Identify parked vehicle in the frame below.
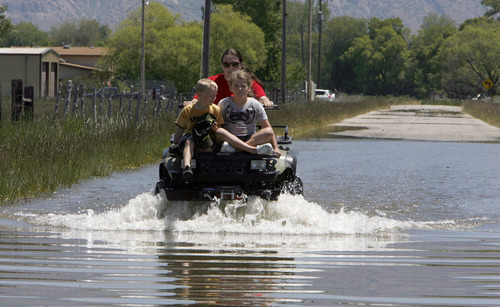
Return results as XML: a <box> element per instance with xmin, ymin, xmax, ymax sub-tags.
<box><xmin>315</xmin><ymin>89</ymin><xmax>335</xmax><ymax>101</ymax></box>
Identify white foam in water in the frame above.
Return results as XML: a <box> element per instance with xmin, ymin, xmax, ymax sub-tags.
<box><xmin>20</xmin><ymin>192</ymin><xmax>425</xmax><ymax>235</ymax></box>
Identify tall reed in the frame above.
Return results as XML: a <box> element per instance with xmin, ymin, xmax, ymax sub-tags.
<box><xmin>0</xmin><ymin>113</ymin><xmax>175</xmax><ymax>204</ymax></box>
<box><xmin>463</xmin><ymin>100</ymin><xmax>500</xmax><ymax>127</ymax></box>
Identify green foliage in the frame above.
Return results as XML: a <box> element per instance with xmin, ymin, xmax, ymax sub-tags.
<box><xmin>211</xmin><ymin>0</ymin><xmax>282</xmax><ymax>80</ymax></box>
<box><xmin>407</xmin><ymin>14</ymin><xmax>457</xmax><ymax>98</ymax></box>
<box><xmin>49</xmin><ymin>18</ymin><xmax>110</xmax><ymax>46</ymax></box>
<box><xmin>438</xmin><ymin>20</ymin><xmax>500</xmax><ymax>97</ymax></box>
<box><xmin>323</xmin><ymin>16</ymin><xmax>368</xmax><ymax>91</ymax></box>
<box><xmin>104</xmin><ymin>3</ymin><xmax>266</xmax><ymax>93</ymax></box>
<box><xmin>0</xmin><ymin>22</ymin><xmax>50</xmax><ymax>47</ymax></box>
<box><xmin>209</xmin><ymin>5</ymin><xmax>266</xmax><ymax>76</ymax></box>
<box><xmin>153</xmin><ymin>23</ymin><xmax>203</xmax><ymax>91</ymax></box>
<box><xmin>342</xmin><ymin>17</ymin><xmax>410</xmax><ymax>95</ymax></box>
<box><xmin>0</xmin><ymin>4</ymin><xmax>12</xmax><ymax>38</ymax></box>
<box><xmin>482</xmin><ymin>0</ymin><xmax>500</xmax><ymax>19</ymax></box>
<box><xmin>103</xmin><ymin>2</ymin><xmax>190</xmax><ymax>87</ymax></box>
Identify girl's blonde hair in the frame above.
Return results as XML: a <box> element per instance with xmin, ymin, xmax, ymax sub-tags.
<box><xmin>228</xmin><ymin>70</ymin><xmax>251</xmax><ymax>86</ymax></box>
<box><xmin>229</xmin><ymin>70</ymin><xmax>255</xmax><ymax>98</ymax></box>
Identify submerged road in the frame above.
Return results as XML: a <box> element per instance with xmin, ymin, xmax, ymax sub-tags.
<box><xmin>330</xmin><ymin>104</ymin><xmax>500</xmax><ymax>142</ymax></box>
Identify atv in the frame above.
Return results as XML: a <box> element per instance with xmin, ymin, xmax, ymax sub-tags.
<box><xmin>154</xmin><ymin>125</ymin><xmax>303</xmax><ymax>201</ymax></box>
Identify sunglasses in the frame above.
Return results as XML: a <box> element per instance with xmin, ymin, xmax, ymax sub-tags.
<box><xmin>222</xmin><ymin>62</ymin><xmax>240</xmax><ymax>68</ymax></box>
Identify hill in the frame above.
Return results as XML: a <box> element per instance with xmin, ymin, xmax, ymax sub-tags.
<box><xmin>2</xmin><ymin>0</ymin><xmax>487</xmax><ymax>33</ymax></box>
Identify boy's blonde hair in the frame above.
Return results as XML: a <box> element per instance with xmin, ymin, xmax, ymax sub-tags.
<box><xmin>196</xmin><ymin>78</ymin><xmax>218</xmax><ymax>94</ymax></box>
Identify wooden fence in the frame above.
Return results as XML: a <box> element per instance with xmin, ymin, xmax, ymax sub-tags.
<box><xmin>53</xmin><ymin>81</ymin><xmax>191</xmax><ymax>121</ymax></box>
<box><xmin>0</xmin><ymin>79</ymin><xmax>306</xmax><ymax>125</ymax></box>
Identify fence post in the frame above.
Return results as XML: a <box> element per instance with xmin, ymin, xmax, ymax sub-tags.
<box><xmin>152</xmin><ymin>88</ymin><xmax>157</xmax><ymax>118</ymax></box>
<box><xmin>119</xmin><ymin>96</ymin><xmax>123</xmax><ymax>115</ymax></box>
<box><xmin>53</xmin><ymin>82</ymin><xmax>62</xmax><ymax>120</ymax></box>
<box><xmin>23</xmin><ymin>86</ymin><xmax>34</xmax><ymax>121</ymax></box>
<box><xmin>11</xmin><ymin>79</ymin><xmax>23</xmax><ymax>123</ymax></box>
<box><xmin>107</xmin><ymin>95</ymin><xmax>112</xmax><ymax>118</ymax></box>
<box><xmin>92</xmin><ymin>86</ymin><xmax>97</xmax><ymax>121</ymax></box>
<box><xmin>142</xmin><ymin>90</ymin><xmax>148</xmax><ymax>120</ymax></box>
<box><xmin>135</xmin><ymin>91</ymin><xmax>141</xmax><ymax>122</ymax></box>
<box><xmin>80</xmin><ymin>85</ymin><xmax>85</xmax><ymax>115</ymax></box>
<box><xmin>99</xmin><ymin>92</ymin><xmax>104</xmax><ymax>116</ymax></box>
<box><xmin>72</xmin><ymin>84</ymin><xmax>79</xmax><ymax>114</ymax></box>
<box><xmin>157</xmin><ymin>85</ymin><xmax>164</xmax><ymax>117</ymax></box>
<box><xmin>128</xmin><ymin>85</ymin><xmax>133</xmax><ymax>120</ymax></box>
<box><xmin>63</xmin><ymin>80</ymin><xmax>72</xmax><ymax>117</ymax></box>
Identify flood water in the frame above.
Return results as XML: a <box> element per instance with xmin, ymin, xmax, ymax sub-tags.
<box><xmin>1</xmin><ymin>139</ymin><xmax>500</xmax><ymax>306</ymax></box>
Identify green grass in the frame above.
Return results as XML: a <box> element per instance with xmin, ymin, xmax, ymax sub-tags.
<box><xmin>0</xmin><ymin>94</ymin><xmax>497</xmax><ymax>205</ymax></box>
<box><xmin>463</xmin><ymin>99</ymin><xmax>500</xmax><ymax>127</ymax></box>
<box><xmin>0</xmin><ymin>97</ymin><xmax>175</xmax><ymax>204</ymax></box>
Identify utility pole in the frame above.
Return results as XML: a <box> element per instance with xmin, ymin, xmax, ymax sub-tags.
<box><xmin>317</xmin><ymin>0</ymin><xmax>323</xmax><ymax>89</ymax></box>
<box><xmin>307</xmin><ymin>0</ymin><xmax>313</xmax><ymax>101</ymax></box>
<box><xmin>202</xmin><ymin>0</ymin><xmax>211</xmax><ymax>78</ymax></box>
<box><xmin>140</xmin><ymin>0</ymin><xmax>146</xmax><ymax>103</ymax></box>
<box><xmin>281</xmin><ymin>0</ymin><xmax>287</xmax><ymax>104</ymax></box>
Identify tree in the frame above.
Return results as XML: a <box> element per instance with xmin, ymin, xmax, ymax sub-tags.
<box><xmin>103</xmin><ymin>2</ymin><xmax>183</xmax><ymax>85</ymax></box>
<box><xmin>50</xmin><ymin>18</ymin><xmax>110</xmax><ymax>47</ymax></box>
<box><xmin>1</xmin><ymin>22</ymin><xmax>50</xmax><ymax>47</ymax></box>
<box><xmin>209</xmin><ymin>5</ymin><xmax>266</xmax><ymax>76</ymax></box>
<box><xmin>342</xmin><ymin>18</ymin><xmax>410</xmax><ymax>95</ymax></box>
<box><xmin>438</xmin><ymin>20</ymin><xmax>500</xmax><ymax>97</ymax></box>
<box><xmin>482</xmin><ymin>0</ymin><xmax>500</xmax><ymax>19</ymax></box>
<box><xmin>0</xmin><ymin>4</ymin><xmax>12</xmax><ymax>39</ymax></box>
<box><xmin>211</xmin><ymin>0</ymin><xmax>281</xmax><ymax>81</ymax></box>
<box><xmin>323</xmin><ymin>16</ymin><xmax>368</xmax><ymax>92</ymax></box>
<box><xmin>103</xmin><ymin>3</ymin><xmax>265</xmax><ymax>93</ymax></box>
<box><xmin>151</xmin><ymin>22</ymin><xmax>203</xmax><ymax>92</ymax></box>
<box><xmin>406</xmin><ymin>14</ymin><xmax>456</xmax><ymax>98</ymax></box>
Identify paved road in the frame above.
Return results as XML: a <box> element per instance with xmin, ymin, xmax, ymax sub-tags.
<box><xmin>330</xmin><ymin>105</ymin><xmax>500</xmax><ymax>142</ymax></box>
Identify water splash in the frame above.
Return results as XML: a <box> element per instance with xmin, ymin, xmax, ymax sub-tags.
<box><xmin>18</xmin><ymin>192</ymin><xmax>428</xmax><ymax>235</ymax></box>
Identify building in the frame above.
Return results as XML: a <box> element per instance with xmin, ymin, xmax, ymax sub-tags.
<box><xmin>0</xmin><ymin>47</ymin><xmax>60</xmax><ymax>98</ymax></box>
<box><xmin>52</xmin><ymin>46</ymin><xmax>108</xmax><ymax>81</ymax></box>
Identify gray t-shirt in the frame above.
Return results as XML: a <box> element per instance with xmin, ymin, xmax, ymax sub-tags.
<box><xmin>219</xmin><ymin>97</ymin><xmax>268</xmax><ymax>136</ymax></box>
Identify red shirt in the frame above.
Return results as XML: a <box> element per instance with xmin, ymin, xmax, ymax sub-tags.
<box><xmin>194</xmin><ymin>73</ymin><xmax>267</xmax><ymax>104</ymax></box>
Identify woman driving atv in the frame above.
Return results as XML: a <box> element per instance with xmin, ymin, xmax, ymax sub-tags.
<box><xmin>184</xmin><ymin>48</ymin><xmax>274</xmax><ymax>107</ymax></box>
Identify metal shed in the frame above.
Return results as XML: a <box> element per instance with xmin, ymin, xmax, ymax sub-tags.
<box><xmin>0</xmin><ymin>47</ymin><xmax>60</xmax><ymax>98</ymax></box>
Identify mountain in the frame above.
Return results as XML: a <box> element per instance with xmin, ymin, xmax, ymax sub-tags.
<box><xmin>2</xmin><ymin>0</ymin><xmax>487</xmax><ymax>33</ymax></box>
<box><xmin>2</xmin><ymin>0</ymin><xmax>206</xmax><ymax>31</ymax></box>
<box><xmin>326</xmin><ymin>0</ymin><xmax>487</xmax><ymax>32</ymax></box>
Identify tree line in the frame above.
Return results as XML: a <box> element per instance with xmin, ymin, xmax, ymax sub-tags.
<box><xmin>0</xmin><ymin>0</ymin><xmax>498</xmax><ymax>99</ymax></box>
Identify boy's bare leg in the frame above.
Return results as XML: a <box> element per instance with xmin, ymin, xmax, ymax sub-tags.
<box><xmin>183</xmin><ymin>139</ymin><xmax>194</xmax><ymax>167</ymax></box>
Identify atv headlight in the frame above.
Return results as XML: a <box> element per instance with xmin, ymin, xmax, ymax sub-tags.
<box><xmin>250</xmin><ymin>160</ymin><xmax>267</xmax><ymax>170</ymax></box>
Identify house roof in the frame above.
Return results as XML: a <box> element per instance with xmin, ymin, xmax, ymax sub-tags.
<box><xmin>60</xmin><ymin>62</ymin><xmax>102</xmax><ymax>71</ymax></box>
<box><xmin>51</xmin><ymin>46</ymin><xmax>108</xmax><ymax>56</ymax></box>
<box><xmin>0</xmin><ymin>47</ymin><xmax>58</xmax><ymax>55</ymax></box>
